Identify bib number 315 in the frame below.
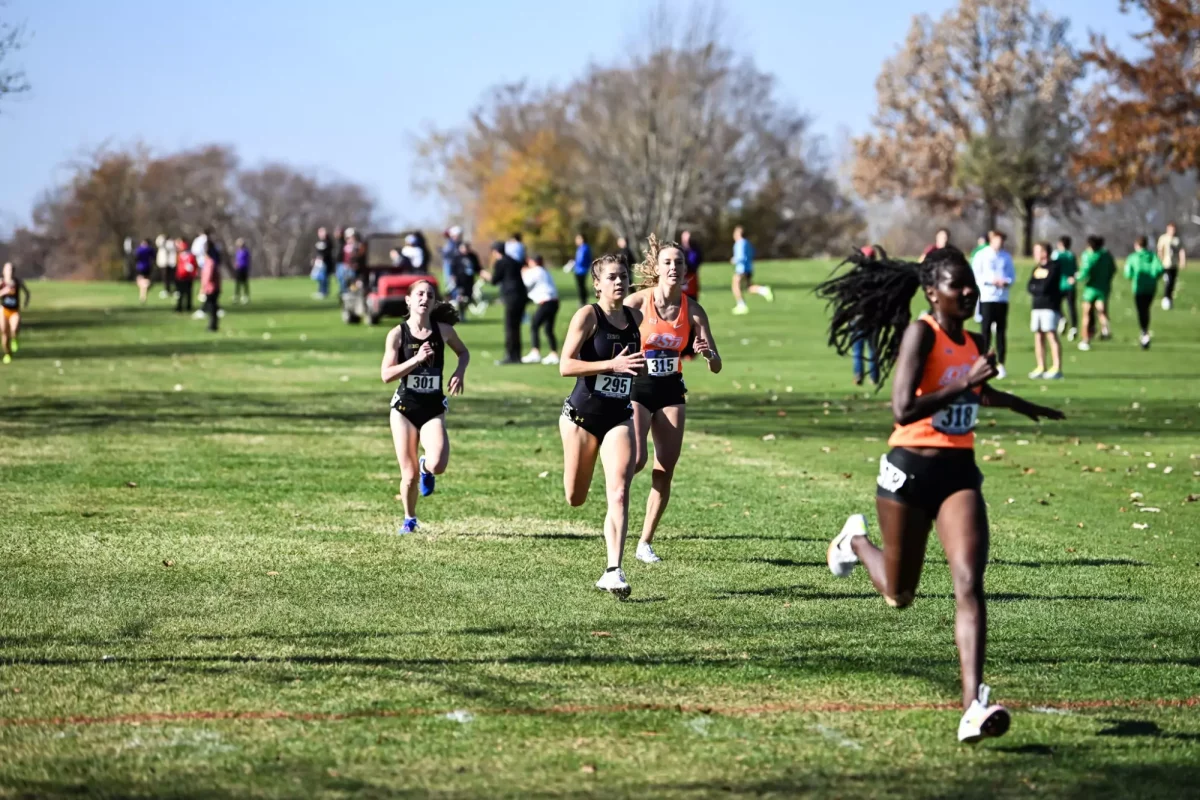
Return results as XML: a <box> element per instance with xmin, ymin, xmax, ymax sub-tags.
<box><xmin>596</xmin><ymin>374</ymin><xmax>632</xmax><ymax>398</ymax></box>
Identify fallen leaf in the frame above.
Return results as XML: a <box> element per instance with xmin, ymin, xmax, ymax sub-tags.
<box><xmin>173</xmin><ymin>384</ymin><xmax>183</xmax><ymax>392</ymax></box>
<box><xmin>538</xmin><ymin>471</ymin><xmax>549</xmax><ymax>478</ymax></box>
<box><xmin>394</xmin><ymin>493</ymin><xmax>403</xmax><ymax>501</ymax></box>
<box><xmin>1096</xmin><ymin>443</ymin><xmax>1110</xmax><ymax>450</ymax></box>
<box><xmin>162</xmin><ymin>559</ymin><xmax>175</xmax><ymax>568</ymax></box>
<box><xmin>1066</xmin><ymin>548</ymin><xmax>1076</xmax><ymax>553</ymax></box>
<box><xmin>982</xmin><ymin>455</ymin><xmax>993</xmax><ymax>462</ymax></box>
<box><xmin>762</xmin><ymin>434</ymin><xmax>776</xmax><ymax>441</ymax></box>
<box><xmin>1023</xmin><ymin>468</ymin><xmax>1037</xmax><ymax>475</ymax></box>
<box><xmin>590</xmin><ymin>631</ymin><xmax>611</xmax><ymax>638</ymax></box>
<box><xmin>995</xmin><ymin>449</ymin><xmax>1007</xmax><ymax>457</ymax></box>
<box><xmin>580</xmin><ymin>764</ymin><xmax>597</xmax><ymax>774</ymax></box>
<box><xmin>1163</xmin><ymin>466</ymin><xmax>1174</xmax><ymax>474</ymax></box>
<box><xmin>267</xmin><ymin>571</ymin><xmax>280</xmax><ymax>576</ymax></box>
<box><xmin>777</xmin><ymin>410</ymin><xmax>787</xmax><ymax>417</ymax></box>
<box><xmin>1132</xmin><ymin>523</ymin><xmax>1149</xmax><ymax>530</ymax></box>
<box><xmin>1094</xmin><ymin>467</ymin><xmax>1106</xmax><ymax>473</ymax></box>
<box><xmin>1140</xmin><ymin>507</ymin><xmax>1161</xmax><ymax>513</ymax></box>
<box><xmin>1038</xmin><ymin>499</ymin><xmax>1050</xmax><ymax>505</ymax></box>
<box><xmin>821</xmin><ymin>446</ymin><xmax>832</xmax><ymax>453</ymax></box>
<box><xmin>1130</xmin><ymin>492</ymin><xmax>1144</xmax><ymax>500</ymax></box>
<box><xmin>1185</xmin><ymin>494</ymin><xmax>1199</xmax><ymax>503</ymax></box>
<box><xmin>1148</xmin><ymin>463</ymin><xmax>1158</xmax><ymax>470</ymax></box>
<box><xmin>1006</xmin><ymin>498</ymin><xmax>1016</xmax><ymax>504</ymax></box>
<box><xmin>709</xmin><ymin>502</ymin><xmax>725</xmax><ymax>508</ymax></box>
<box><xmin>1077</xmin><ymin>522</ymin><xmax>1085</xmax><ymax>528</ymax></box>
<box><xmin>841</xmin><ymin>473</ymin><xmax>853</xmax><ymax>479</ymax></box>
<box><xmin>1017</xmin><ymin>440</ymin><xmax>1031</xmax><ymax>446</ymax></box>
<box><xmin>125</xmin><ymin>481</ymin><xmax>138</xmax><ymax>488</ymax></box>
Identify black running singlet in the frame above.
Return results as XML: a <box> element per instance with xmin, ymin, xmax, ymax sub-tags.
<box><xmin>568</xmin><ymin>304</ymin><xmax>641</xmax><ymax>416</ymax></box>
<box><xmin>390</xmin><ymin>322</ymin><xmax>446</xmax><ymax>409</ymax></box>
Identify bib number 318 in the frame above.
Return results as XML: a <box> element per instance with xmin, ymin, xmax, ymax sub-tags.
<box><xmin>932</xmin><ymin>401</ymin><xmax>978</xmax><ymax>435</ymax></box>
<box><xmin>596</xmin><ymin>374</ymin><xmax>632</xmax><ymax>398</ymax></box>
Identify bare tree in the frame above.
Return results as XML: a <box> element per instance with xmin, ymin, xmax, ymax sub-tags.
<box><xmin>0</xmin><ymin>2</ymin><xmax>29</xmax><ymax>109</ymax></box>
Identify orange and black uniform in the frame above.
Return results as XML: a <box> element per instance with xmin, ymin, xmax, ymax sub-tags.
<box><xmin>390</xmin><ymin>323</ymin><xmax>448</xmax><ymax>429</ymax></box>
<box><xmin>562</xmin><ymin>305</ymin><xmax>640</xmax><ymax>440</ymax></box>
<box><xmin>631</xmin><ymin>290</ymin><xmax>690</xmax><ymax>412</ymax></box>
<box><xmin>876</xmin><ymin>315</ymin><xmax>984</xmax><ymax>516</ymax></box>
<box><xmin>0</xmin><ymin>280</ymin><xmax>19</xmax><ymax>319</ymax></box>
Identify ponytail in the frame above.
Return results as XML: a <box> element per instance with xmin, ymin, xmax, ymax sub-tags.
<box><xmin>399</xmin><ymin>279</ymin><xmax>460</xmax><ymax>325</ymax></box>
<box><xmin>816</xmin><ymin>247</ymin><xmax>967</xmax><ymax>383</ymax></box>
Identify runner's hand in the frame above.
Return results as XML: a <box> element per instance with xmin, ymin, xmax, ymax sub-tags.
<box><xmin>609</xmin><ymin>345</ymin><xmax>646</xmax><ymax>375</ymax></box>
<box><xmin>416</xmin><ymin>342</ymin><xmax>435</xmax><ymax>364</ymax></box>
<box><xmin>1021</xmin><ymin>402</ymin><xmax>1065</xmax><ymax>422</ymax></box>
<box><xmin>965</xmin><ymin>354</ymin><xmax>999</xmax><ymax>388</ymax></box>
<box><xmin>448</xmin><ymin>371</ymin><xmax>465</xmax><ymax>396</ymax></box>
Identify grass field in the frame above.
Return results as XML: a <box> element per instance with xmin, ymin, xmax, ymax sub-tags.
<box><xmin>2</xmin><ymin>261</ymin><xmax>1199</xmax><ymax>798</ymax></box>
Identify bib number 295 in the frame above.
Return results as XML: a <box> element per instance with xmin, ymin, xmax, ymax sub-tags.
<box><xmin>596</xmin><ymin>374</ymin><xmax>631</xmax><ymax>398</ymax></box>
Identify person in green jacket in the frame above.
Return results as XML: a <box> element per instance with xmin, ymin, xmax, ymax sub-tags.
<box><xmin>1052</xmin><ymin>236</ymin><xmax>1079</xmax><ymax>341</ymax></box>
<box><xmin>1077</xmin><ymin>235</ymin><xmax>1115</xmax><ymax>351</ymax></box>
<box><xmin>1125</xmin><ymin>235</ymin><xmax>1165</xmax><ymax>350</ymax></box>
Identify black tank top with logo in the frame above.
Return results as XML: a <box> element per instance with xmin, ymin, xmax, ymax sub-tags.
<box><xmin>390</xmin><ymin>321</ymin><xmax>446</xmax><ymax>409</ymax></box>
<box><xmin>568</xmin><ymin>304</ymin><xmax>641</xmax><ymax>415</ymax></box>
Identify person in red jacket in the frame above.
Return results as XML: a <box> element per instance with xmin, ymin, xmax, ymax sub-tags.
<box><xmin>200</xmin><ymin>240</ymin><xmax>222</xmax><ymax>331</ymax></box>
<box><xmin>174</xmin><ymin>239</ymin><xmax>198</xmax><ymax>313</ymax></box>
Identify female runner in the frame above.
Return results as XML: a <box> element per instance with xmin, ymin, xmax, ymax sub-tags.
<box><xmin>624</xmin><ymin>236</ymin><xmax>721</xmax><ymax>563</ymax></box>
<box><xmin>818</xmin><ymin>247</ymin><xmax>1064</xmax><ymax>743</ymax></box>
<box><xmin>1</xmin><ymin>262</ymin><xmax>31</xmax><ymax>365</ymax></box>
<box><xmin>559</xmin><ymin>254</ymin><xmax>645</xmax><ymax>599</ymax></box>
<box><xmin>381</xmin><ymin>279</ymin><xmax>470</xmax><ymax>533</ymax></box>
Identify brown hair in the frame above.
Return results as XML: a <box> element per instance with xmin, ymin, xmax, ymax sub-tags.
<box><xmin>403</xmin><ymin>279</ymin><xmax>460</xmax><ymax>324</ymax></box>
<box><xmin>635</xmin><ymin>234</ymin><xmax>682</xmax><ymax>289</ymax></box>
<box><xmin>590</xmin><ymin>253</ymin><xmax>630</xmax><ymax>298</ymax></box>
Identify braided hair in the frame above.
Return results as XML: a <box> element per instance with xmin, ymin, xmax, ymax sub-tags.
<box><xmin>400</xmin><ymin>279</ymin><xmax>460</xmax><ymax>325</ymax></box>
<box><xmin>815</xmin><ymin>246</ymin><xmax>971</xmax><ymax>384</ymax></box>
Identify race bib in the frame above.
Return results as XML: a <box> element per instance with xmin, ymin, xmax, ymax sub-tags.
<box><xmin>595</xmin><ymin>374</ymin><xmax>632</xmax><ymax>398</ymax></box>
<box><xmin>406</xmin><ymin>373</ymin><xmax>441</xmax><ymax>393</ymax></box>
<box><xmin>932</xmin><ymin>394</ymin><xmax>980</xmax><ymax>435</ymax></box>
<box><xmin>646</xmin><ymin>351</ymin><xmax>680</xmax><ymax>376</ymax></box>
<box><xmin>877</xmin><ymin>454</ymin><xmax>908</xmax><ymax>492</ymax></box>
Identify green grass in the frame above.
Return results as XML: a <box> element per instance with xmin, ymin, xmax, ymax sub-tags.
<box><xmin>1</xmin><ymin>262</ymin><xmax>1199</xmax><ymax>798</ymax></box>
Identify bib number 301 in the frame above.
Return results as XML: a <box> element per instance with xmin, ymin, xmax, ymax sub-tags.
<box><xmin>407</xmin><ymin>374</ymin><xmax>441</xmax><ymax>393</ymax></box>
<box><xmin>596</xmin><ymin>374</ymin><xmax>632</xmax><ymax>398</ymax></box>
<box><xmin>932</xmin><ymin>401</ymin><xmax>979</xmax><ymax>435</ymax></box>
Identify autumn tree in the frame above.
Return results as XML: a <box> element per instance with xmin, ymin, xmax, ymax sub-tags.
<box><xmin>1076</xmin><ymin>0</ymin><xmax>1200</xmax><ymax>202</ymax></box>
<box><xmin>853</xmin><ymin>0</ymin><xmax>1082</xmax><ymax>254</ymax></box>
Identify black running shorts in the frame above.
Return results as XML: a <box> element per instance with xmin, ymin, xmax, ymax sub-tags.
<box><xmin>561</xmin><ymin>398</ymin><xmax>632</xmax><ymax>441</ymax></box>
<box><xmin>875</xmin><ymin>447</ymin><xmax>983</xmax><ymax>518</ymax></box>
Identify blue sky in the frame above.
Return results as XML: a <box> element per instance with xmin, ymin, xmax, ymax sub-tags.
<box><xmin>0</xmin><ymin>0</ymin><xmax>1141</xmax><ymax>231</ymax></box>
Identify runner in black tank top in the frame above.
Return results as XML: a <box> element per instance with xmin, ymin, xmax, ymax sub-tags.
<box><xmin>558</xmin><ymin>254</ymin><xmax>645</xmax><ymax>600</ymax></box>
<box><xmin>381</xmin><ymin>280</ymin><xmax>471</xmax><ymax>535</ymax></box>
<box><xmin>563</xmin><ymin>303</ymin><xmax>640</xmax><ymax>436</ymax></box>
<box><xmin>0</xmin><ymin>261</ymin><xmax>29</xmax><ymax>365</ymax></box>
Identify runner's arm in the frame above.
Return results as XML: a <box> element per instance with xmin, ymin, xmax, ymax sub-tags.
<box><xmin>981</xmin><ymin>385</ymin><xmax>1064</xmax><ymax>421</ymax></box>
<box><xmin>690</xmin><ymin>301</ymin><xmax>722</xmax><ymax>374</ymax></box>
<box><xmin>442</xmin><ymin>322</ymin><xmax>469</xmax><ymax>395</ymax></box>
<box><xmin>380</xmin><ymin>327</ymin><xmax>427</xmax><ymax>383</ymax></box>
<box><xmin>20</xmin><ymin>279</ymin><xmax>31</xmax><ymax>309</ymax></box>
<box><xmin>559</xmin><ymin>306</ymin><xmax>642</xmax><ymax>378</ymax></box>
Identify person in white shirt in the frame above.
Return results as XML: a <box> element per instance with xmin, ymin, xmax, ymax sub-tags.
<box><xmin>1156</xmin><ymin>221</ymin><xmax>1186</xmax><ymax>310</ymax></box>
<box><xmin>521</xmin><ymin>254</ymin><xmax>560</xmax><ymax>364</ymax></box>
<box><xmin>970</xmin><ymin>230</ymin><xmax>1015</xmax><ymax>379</ymax></box>
<box><xmin>155</xmin><ymin>234</ymin><xmax>177</xmax><ymax>298</ymax></box>
<box><xmin>401</xmin><ymin>234</ymin><xmax>426</xmax><ymax>272</ymax></box>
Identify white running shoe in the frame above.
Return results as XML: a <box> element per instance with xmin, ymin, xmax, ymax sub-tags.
<box><xmin>957</xmin><ymin>684</ymin><xmax>1011</xmax><ymax>743</ymax></box>
<box><xmin>1056</xmin><ymin>316</ymin><xmax>1066</xmax><ymax>334</ymax></box>
<box><xmin>159</xmin><ymin>290</ymin><xmax>169</xmax><ymax>299</ymax></box>
<box><xmin>1162</xmin><ymin>297</ymin><xmax>1172</xmax><ymax>311</ymax></box>
<box><xmin>521</xmin><ymin>350</ymin><xmax>541</xmax><ymax>364</ymax></box>
<box><xmin>541</xmin><ymin>352</ymin><xmax>560</xmax><ymax>365</ymax></box>
<box><xmin>1028</xmin><ymin>369</ymin><xmax>1044</xmax><ymax>380</ymax></box>
<box><xmin>1067</xmin><ymin>327</ymin><xmax>1078</xmax><ymax>342</ymax></box>
<box><xmin>995</xmin><ymin>364</ymin><xmax>1007</xmax><ymax>380</ymax></box>
<box><xmin>636</xmin><ymin>542</ymin><xmax>661</xmax><ymax>563</ymax></box>
<box><xmin>1078</xmin><ymin>341</ymin><xmax>1091</xmax><ymax>351</ymax></box>
<box><xmin>827</xmin><ymin>514</ymin><xmax>867</xmax><ymax>578</ymax></box>
<box><xmin>217</xmin><ymin>309</ymin><xmax>226</xmax><ymax>318</ymax></box>
<box><xmin>595</xmin><ymin>568</ymin><xmax>631</xmax><ymax>600</ymax></box>
<box><xmin>732</xmin><ymin>304</ymin><xmax>749</xmax><ymax>316</ymax></box>
<box><xmin>191</xmin><ymin>310</ymin><xmax>206</xmax><ymax>320</ymax></box>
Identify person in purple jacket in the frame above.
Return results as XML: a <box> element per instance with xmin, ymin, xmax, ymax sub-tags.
<box><xmin>233</xmin><ymin>239</ymin><xmax>252</xmax><ymax>304</ymax></box>
<box><xmin>134</xmin><ymin>238</ymin><xmax>155</xmax><ymax>304</ymax></box>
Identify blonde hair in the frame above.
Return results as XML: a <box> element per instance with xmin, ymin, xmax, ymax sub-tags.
<box><xmin>635</xmin><ymin>234</ymin><xmax>682</xmax><ymax>289</ymax></box>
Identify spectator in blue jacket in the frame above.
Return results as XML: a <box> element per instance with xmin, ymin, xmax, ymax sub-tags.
<box><xmin>134</xmin><ymin>238</ymin><xmax>155</xmax><ymax>304</ymax></box>
<box><xmin>731</xmin><ymin>226</ymin><xmax>773</xmax><ymax>315</ymax></box>
<box><xmin>569</xmin><ymin>232</ymin><xmax>592</xmax><ymax>306</ymax></box>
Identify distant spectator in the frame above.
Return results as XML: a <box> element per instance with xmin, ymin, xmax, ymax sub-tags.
<box><xmin>335</xmin><ymin>226</ymin><xmax>352</xmax><ymax>295</ymax></box>
<box><xmin>921</xmin><ymin>228</ymin><xmax>951</xmax><ymax>262</ymax></box>
<box><xmin>232</xmin><ymin>239</ymin><xmax>251</xmax><ymax>304</ymax></box>
<box><xmin>483</xmin><ymin>241</ymin><xmax>528</xmax><ymax>364</ymax></box>
<box><xmin>850</xmin><ymin>244</ymin><xmax>885</xmax><ymax>385</ymax></box>
<box><xmin>505</xmin><ymin>232</ymin><xmax>526</xmax><ymax>264</ymax></box>
<box><xmin>730</xmin><ymin>226</ymin><xmax>773</xmax><ymax>314</ymax></box>
<box><xmin>569</xmin><ymin>232</ymin><xmax>592</xmax><ymax>306</ymax></box>
<box><xmin>680</xmin><ymin>230</ymin><xmax>703</xmax><ymax>300</ymax></box>
<box><xmin>1126</xmin><ymin>234</ymin><xmax>1165</xmax><ymax>349</ymax></box>
<box><xmin>970</xmin><ymin>230</ymin><xmax>1015</xmax><ymax>378</ymax></box>
<box><xmin>200</xmin><ymin>239</ymin><xmax>222</xmax><ymax>332</ymax></box>
<box><xmin>452</xmin><ymin>240</ymin><xmax>480</xmax><ymax>318</ymax></box>
<box><xmin>134</xmin><ymin>238</ymin><xmax>155</xmax><ymax>304</ymax></box>
<box><xmin>521</xmin><ymin>254</ymin><xmax>560</xmax><ymax>365</ymax></box>
<box><xmin>1156</xmin><ymin>221</ymin><xmax>1186</xmax><ymax>311</ymax></box>
<box><xmin>156</xmin><ymin>234</ymin><xmax>177</xmax><ymax>298</ymax></box>
<box><xmin>312</xmin><ymin>226</ymin><xmax>335</xmax><ymax>299</ymax></box>
<box><xmin>341</xmin><ymin>227</ymin><xmax>365</xmax><ymax>291</ymax></box>
<box><xmin>174</xmin><ymin>238</ymin><xmax>197</xmax><ymax>313</ymax></box>
<box><xmin>969</xmin><ymin>235</ymin><xmax>988</xmax><ymax>260</ymax></box>
<box><xmin>1027</xmin><ymin>241</ymin><xmax>1063</xmax><ymax>379</ymax></box>
<box><xmin>1052</xmin><ymin>235</ymin><xmax>1078</xmax><ymax>341</ymax></box>
<box><xmin>617</xmin><ymin>236</ymin><xmax>635</xmax><ymax>270</ymax></box>
<box><xmin>402</xmin><ymin>234</ymin><xmax>426</xmax><ymax>273</ymax></box>
<box><xmin>442</xmin><ymin>225</ymin><xmax>463</xmax><ymax>286</ymax></box>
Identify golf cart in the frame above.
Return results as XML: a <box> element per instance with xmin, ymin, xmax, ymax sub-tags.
<box><xmin>341</xmin><ymin>233</ymin><xmax>439</xmax><ymax>325</ymax></box>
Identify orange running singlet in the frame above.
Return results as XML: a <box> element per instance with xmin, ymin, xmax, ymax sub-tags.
<box><xmin>637</xmin><ymin>289</ymin><xmax>691</xmax><ymax>377</ymax></box>
<box><xmin>888</xmin><ymin>315</ymin><xmax>982</xmax><ymax>450</ymax></box>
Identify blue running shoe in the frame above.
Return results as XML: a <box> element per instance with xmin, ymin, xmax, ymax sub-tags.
<box><xmin>419</xmin><ymin>456</ymin><xmax>436</xmax><ymax>497</ymax></box>
<box><xmin>399</xmin><ymin>517</ymin><xmax>419</xmax><ymax>535</ymax></box>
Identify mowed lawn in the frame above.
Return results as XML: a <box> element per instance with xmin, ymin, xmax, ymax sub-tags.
<box><xmin>1</xmin><ymin>261</ymin><xmax>1199</xmax><ymax>799</ymax></box>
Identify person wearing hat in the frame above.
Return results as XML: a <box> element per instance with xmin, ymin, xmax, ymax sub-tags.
<box><xmin>481</xmin><ymin>241</ymin><xmax>528</xmax><ymax>364</ymax></box>
<box><xmin>402</xmin><ymin>234</ymin><xmax>426</xmax><ymax>273</ymax></box>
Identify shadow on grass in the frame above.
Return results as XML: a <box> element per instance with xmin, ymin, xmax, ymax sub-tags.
<box><xmin>1097</xmin><ymin>719</ymin><xmax>1200</xmax><ymax>741</ymax></box>
<box><xmin>715</xmin><ymin>584</ymin><xmax>1143</xmax><ymax>604</ymax></box>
